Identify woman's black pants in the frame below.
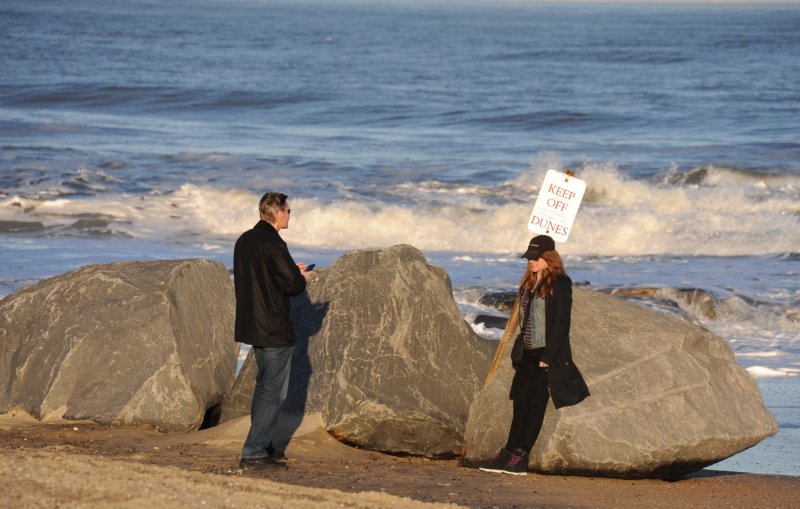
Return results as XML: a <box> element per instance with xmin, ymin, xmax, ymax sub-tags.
<box><xmin>505</xmin><ymin>347</ymin><xmax>550</xmax><ymax>454</ymax></box>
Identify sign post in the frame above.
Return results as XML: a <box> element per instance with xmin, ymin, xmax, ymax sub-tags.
<box><xmin>527</xmin><ymin>169</ymin><xmax>586</xmax><ymax>243</ymax></box>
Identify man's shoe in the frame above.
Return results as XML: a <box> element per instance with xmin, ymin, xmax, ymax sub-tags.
<box><xmin>239</xmin><ymin>456</ymin><xmax>288</xmax><ymax>470</ymax></box>
<box><xmin>501</xmin><ymin>450</ymin><xmax>528</xmax><ymax>476</ymax></box>
<box><xmin>478</xmin><ymin>448</ymin><xmax>513</xmax><ymax>473</ymax></box>
<box><xmin>268</xmin><ymin>447</ymin><xmax>287</xmax><ymax>461</ymax></box>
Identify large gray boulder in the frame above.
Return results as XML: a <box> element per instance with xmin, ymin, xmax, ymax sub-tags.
<box><xmin>464</xmin><ymin>288</ymin><xmax>778</xmax><ymax>478</ymax></box>
<box><xmin>0</xmin><ymin>259</ymin><xmax>238</xmax><ymax>432</ymax></box>
<box><xmin>220</xmin><ymin>245</ymin><xmax>496</xmax><ymax>457</ymax></box>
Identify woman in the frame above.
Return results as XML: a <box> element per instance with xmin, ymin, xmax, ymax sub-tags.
<box><xmin>480</xmin><ymin>234</ymin><xmax>590</xmax><ymax>476</ymax></box>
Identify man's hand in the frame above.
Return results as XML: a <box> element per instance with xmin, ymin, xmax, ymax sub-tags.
<box><xmin>298</xmin><ymin>263</ymin><xmax>313</xmax><ymax>283</ymax></box>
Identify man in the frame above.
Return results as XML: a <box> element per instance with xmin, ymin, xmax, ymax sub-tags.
<box><xmin>233</xmin><ymin>191</ymin><xmax>312</xmax><ymax>470</ymax></box>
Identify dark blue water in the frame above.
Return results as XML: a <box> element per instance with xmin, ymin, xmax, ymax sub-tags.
<box><xmin>2</xmin><ymin>0</ymin><xmax>799</xmax><ymax>183</ymax></box>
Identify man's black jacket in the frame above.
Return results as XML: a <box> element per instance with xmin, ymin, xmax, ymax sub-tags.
<box><xmin>233</xmin><ymin>220</ymin><xmax>306</xmax><ymax>347</ymax></box>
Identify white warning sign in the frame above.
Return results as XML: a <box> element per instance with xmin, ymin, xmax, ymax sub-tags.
<box><xmin>527</xmin><ymin>170</ymin><xmax>586</xmax><ymax>243</ymax></box>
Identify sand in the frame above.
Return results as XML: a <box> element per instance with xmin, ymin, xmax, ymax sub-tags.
<box><xmin>1</xmin><ymin>412</ymin><xmax>798</xmax><ymax>509</ymax></box>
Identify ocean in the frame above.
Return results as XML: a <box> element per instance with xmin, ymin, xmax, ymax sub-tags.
<box><xmin>1</xmin><ymin>0</ymin><xmax>798</xmax><ymax>476</ymax></box>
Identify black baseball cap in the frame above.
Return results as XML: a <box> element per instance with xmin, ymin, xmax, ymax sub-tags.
<box><xmin>521</xmin><ymin>235</ymin><xmax>555</xmax><ymax>260</ymax></box>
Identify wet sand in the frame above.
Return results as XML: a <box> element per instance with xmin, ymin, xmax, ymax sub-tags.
<box><xmin>1</xmin><ymin>413</ymin><xmax>798</xmax><ymax>509</ymax></box>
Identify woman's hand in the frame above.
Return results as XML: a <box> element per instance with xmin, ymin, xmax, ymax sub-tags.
<box><xmin>539</xmin><ymin>361</ymin><xmax>549</xmax><ymax>368</ymax></box>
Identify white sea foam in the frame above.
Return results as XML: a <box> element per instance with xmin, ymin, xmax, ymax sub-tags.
<box><xmin>746</xmin><ymin>365</ymin><xmax>800</xmax><ymax>377</ymax></box>
<box><xmin>1</xmin><ymin>161</ymin><xmax>797</xmax><ymax>258</ymax></box>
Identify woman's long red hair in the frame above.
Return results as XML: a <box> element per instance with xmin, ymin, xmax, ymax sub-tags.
<box><xmin>518</xmin><ymin>250</ymin><xmax>567</xmax><ymax>299</ymax></box>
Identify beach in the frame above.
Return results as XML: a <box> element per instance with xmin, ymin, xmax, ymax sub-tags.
<box><xmin>2</xmin><ymin>413</ymin><xmax>798</xmax><ymax>509</ymax></box>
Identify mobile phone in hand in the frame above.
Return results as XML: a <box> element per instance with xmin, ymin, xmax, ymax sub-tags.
<box><xmin>305</xmin><ymin>264</ymin><xmax>315</xmax><ymax>272</ymax></box>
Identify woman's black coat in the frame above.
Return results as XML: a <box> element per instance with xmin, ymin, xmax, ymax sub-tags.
<box><xmin>512</xmin><ymin>274</ymin><xmax>590</xmax><ymax>409</ymax></box>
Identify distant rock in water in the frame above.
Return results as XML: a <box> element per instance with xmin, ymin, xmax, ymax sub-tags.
<box><xmin>478</xmin><ymin>291</ymin><xmax>517</xmax><ymax>314</ymax></box>
<box><xmin>220</xmin><ymin>244</ymin><xmax>496</xmax><ymax>457</ymax></box>
<box><xmin>603</xmin><ymin>287</ymin><xmax>720</xmax><ymax>321</ymax></box>
<box><xmin>0</xmin><ymin>220</ymin><xmax>44</xmax><ymax>233</ymax></box>
<box><xmin>473</xmin><ymin>314</ymin><xmax>508</xmax><ymax>330</ymax></box>
<box><xmin>464</xmin><ymin>288</ymin><xmax>778</xmax><ymax>479</ymax></box>
<box><xmin>0</xmin><ymin>259</ymin><xmax>238</xmax><ymax>432</ymax></box>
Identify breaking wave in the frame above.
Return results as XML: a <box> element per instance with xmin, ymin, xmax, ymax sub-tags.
<box><xmin>1</xmin><ymin>161</ymin><xmax>798</xmax><ymax>257</ymax></box>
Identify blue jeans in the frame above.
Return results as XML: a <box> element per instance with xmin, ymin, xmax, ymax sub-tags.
<box><xmin>241</xmin><ymin>346</ymin><xmax>293</xmax><ymax>459</ymax></box>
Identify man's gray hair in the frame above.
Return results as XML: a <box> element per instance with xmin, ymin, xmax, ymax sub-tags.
<box><xmin>258</xmin><ymin>192</ymin><xmax>288</xmax><ymax>222</ymax></box>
